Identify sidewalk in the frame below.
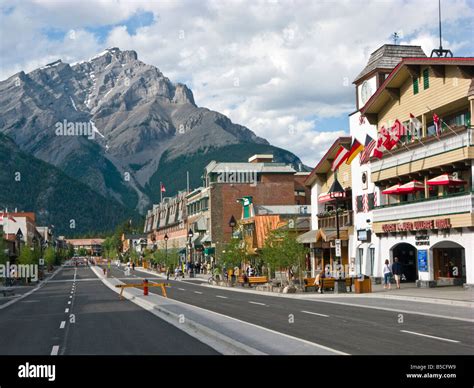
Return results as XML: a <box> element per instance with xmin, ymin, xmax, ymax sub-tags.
<box><xmin>134</xmin><ymin>267</ymin><xmax>473</xmax><ymax>307</ymax></box>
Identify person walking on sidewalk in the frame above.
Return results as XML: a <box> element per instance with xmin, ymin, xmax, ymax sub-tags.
<box><xmin>392</xmin><ymin>257</ymin><xmax>402</xmax><ymax>289</ymax></box>
<box><xmin>383</xmin><ymin>259</ymin><xmax>392</xmax><ymax>290</ymax></box>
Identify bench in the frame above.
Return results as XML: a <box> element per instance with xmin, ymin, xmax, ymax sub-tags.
<box><xmin>319</xmin><ymin>277</ymin><xmax>353</xmax><ymax>293</ymax></box>
<box><xmin>304</xmin><ymin>278</ymin><xmax>317</xmax><ymax>291</ymax></box>
<box><xmin>238</xmin><ymin>276</ymin><xmax>268</xmax><ymax>287</ymax></box>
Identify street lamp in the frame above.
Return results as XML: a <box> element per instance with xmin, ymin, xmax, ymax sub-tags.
<box><xmin>15</xmin><ymin>228</ymin><xmax>23</xmax><ymax>257</ymax></box>
<box><xmin>164</xmin><ymin>233</ymin><xmax>169</xmax><ymax>267</ymax></box>
<box><xmin>187</xmin><ymin>229</ymin><xmax>194</xmax><ymax>264</ymax></box>
<box><xmin>328</xmin><ymin>175</ymin><xmax>346</xmax><ymax>292</ymax></box>
<box><xmin>228</xmin><ymin>215</ymin><xmax>237</xmax><ymax>238</ymax></box>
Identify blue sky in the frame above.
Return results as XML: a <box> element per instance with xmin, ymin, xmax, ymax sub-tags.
<box><xmin>1</xmin><ymin>0</ymin><xmax>473</xmax><ymax>166</ymax></box>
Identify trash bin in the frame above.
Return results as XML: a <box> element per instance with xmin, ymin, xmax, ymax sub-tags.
<box><xmin>355</xmin><ymin>277</ymin><xmax>372</xmax><ymax>293</ymax></box>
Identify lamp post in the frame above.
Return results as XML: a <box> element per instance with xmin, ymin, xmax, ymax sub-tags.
<box><xmin>228</xmin><ymin>215</ymin><xmax>237</xmax><ymax>238</ymax></box>
<box><xmin>328</xmin><ymin>175</ymin><xmax>346</xmax><ymax>292</ymax></box>
<box><xmin>187</xmin><ymin>229</ymin><xmax>194</xmax><ymax>263</ymax></box>
<box><xmin>15</xmin><ymin>228</ymin><xmax>23</xmax><ymax>258</ymax></box>
<box><xmin>164</xmin><ymin>233</ymin><xmax>169</xmax><ymax>267</ymax></box>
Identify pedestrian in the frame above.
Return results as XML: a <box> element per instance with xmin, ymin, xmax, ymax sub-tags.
<box><xmin>383</xmin><ymin>259</ymin><xmax>392</xmax><ymax>290</ymax></box>
<box><xmin>392</xmin><ymin>257</ymin><xmax>402</xmax><ymax>289</ymax></box>
<box><xmin>132</xmin><ymin>262</ymin><xmax>135</xmax><ymax>271</ymax></box>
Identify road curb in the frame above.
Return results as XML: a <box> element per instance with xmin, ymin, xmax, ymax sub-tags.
<box><xmin>201</xmin><ymin>282</ymin><xmax>474</xmax><ymax>308</ymax></box>
<box><xmin>90</xmin><ymin>265</ymin><xmax>264</xmax><ymax>355</ymax></box>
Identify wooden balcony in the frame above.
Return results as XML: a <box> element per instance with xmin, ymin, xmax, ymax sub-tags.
<box><xmin>317</xmin><ymin>210</ymin><xmax>353</xmax><ymax>229</ymax></box>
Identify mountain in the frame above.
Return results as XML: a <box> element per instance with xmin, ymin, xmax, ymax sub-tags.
<box><xmin>0</xmin><ymin>133</ymin><xmax>137</xmax><ymax>235</ymax></box>
<box><xmin>0</xmin><ymin>47</ymin><xmax>305</xmax><ymax>213</ymax></box>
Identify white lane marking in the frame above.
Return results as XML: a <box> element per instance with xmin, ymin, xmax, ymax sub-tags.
<box><xmin>68</xmin><ymin>301</ymin><xmax>71</xmax><ymax>304</ymax></box>
<box><xmin>60</xmin><ymin>321</ymin><xmax>66</xmax><ymax>329</ymax></box>
<box><xmin>400</xmin><ymin>330</ymin><xmax>460</xmax><ymax>343</ymax></box>
<box><xmin>178</xmin><ymin>288</ymin><xmax>186</xmax><ymax>291</ymax></box>
<box><xmin>65</xmin><ymin>308</ymin><xmax>69</xmax><ymax>313</ymax></box>
<box><xmin>194</xmin><ymin>291</ymin><xmax>203</xmax><ymax>294</ymax></box>
<box><xmin>301</xmin><ymin>310</ymin><xmax>329</xmax><ymax>317</ymax></box>
<box><xmin>249</xmin><ymin>301</ymin><xmax>266</xmax><ymax>306</ymax></box>
<box><xmin>216</xmin><ymin>295</ymin><xmax>228</xmax><ymax>299</ymax></box>
<box><xmin>51</xmin><ymin>346</ymin><xmax>59</xmax><ymax>355</ymax></box>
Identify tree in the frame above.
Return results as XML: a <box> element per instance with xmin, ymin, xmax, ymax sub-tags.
<box><xmin>222</xmin><ymin>237</ymin><xmax>247</xmax><ymax>269</ymax></box>
<box><xmin>0</xmin><ymin>233</ymin><xmax>8</xmax><ymax>266</ymax></box>
<box><xmin>77</xmin><ymin>247</ymin><xmax>87</xmax><ymax>256</ymax></box>
<box><xmin>261</xmin><ymin>228</ymin><xmax>308</xmax><ymax>286</ymax></box>
<box><xmin>44</xmin><ymin>246</ymin><xmax>56</xmax><ymax>269</ymax></box>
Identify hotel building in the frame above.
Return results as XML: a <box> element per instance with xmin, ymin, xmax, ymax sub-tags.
<box><xmin>360</xmin><ymin>57</ymin><xmax>474</xmax><ymax>287</ymax></box>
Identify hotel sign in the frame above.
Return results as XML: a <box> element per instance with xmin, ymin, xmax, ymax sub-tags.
<box><xmin>382</xmin><ymin>218</ymin><xmax>452</xmax><ymax>233</ymax></box>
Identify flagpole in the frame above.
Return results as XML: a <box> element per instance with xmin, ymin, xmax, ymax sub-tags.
<box><xmin>440</xmin><ymin>118</ymin><xmax>463</xmax><ymax>139</ymax></box>
<box><xmin>160</xmin><ymin>181</ymin><xmax>163</xmax><ymax>203</ymax></box>
<box><xmin>187</xmin><ymin>171</ymin><xmax>190</xmax><ymax>193</ymax></box>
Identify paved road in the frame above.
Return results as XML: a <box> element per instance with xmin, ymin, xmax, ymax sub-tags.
<box><xmin>0</xmin><ymin>264</ymin><xmax>218</xmax><ymax>355</ymax></box>
<box><xmin>107</xmin><ymin>266</ymin><xmax>474</xmax><ymax>355</ymax></box>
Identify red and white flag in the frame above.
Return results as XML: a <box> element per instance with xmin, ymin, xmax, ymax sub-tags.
<box><xmin>433</xmin><ymin>113</ymin><xmax>441</xmax><ymax>137</ymax></box>
<box><xmin>373</xmin><ymin>128</ymin><xmax>387</xmax><ymax>159</ymax></box>
<box><xmin>409</xmin><ymin>113</ymin><xmax>422</xmax><ymax>140</ymax></box>
<box><xmin>331</xmin><ymin>145</ymin><xmax>349</xmax><ymax>171</ymax></box>
<box><xmin>160</xmin><ymin>183</ymin><xmax>166</xmax><ymax>193</ymax></box>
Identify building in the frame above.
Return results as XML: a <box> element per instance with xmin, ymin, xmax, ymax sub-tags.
<box><xmin>144</xmin><ymin>190</ymin><xmax>188</xmax><ymax>257</ymax></box>
<box><xmin>186</xmin><ymin>187</ymin><xmax>212</xmax><ymax>262</ymax></box>
<box><xmin>360</xmin><ymin>56</ymin><xmax>474</xmax><ymax>287</ymax></box>
<box><xmin>67</xmin><ymin>238</ymin><xmax>105</xmax><ymax>256</ymax></box>
<box><xmin>299</xmin><ymin>137</ymin><xmax>354</xmax><ymax>277</ymax></box>
<box><xmin>204</xmin><ymin>154</ymin><xmax>310</xmax><ymax>254</ymax></box>
<box><xmin>349</xmin><ymin>44</ymin><xmax>427</xmax><ymax>281</ymax></box>
<box><xmin>121</xmin><ymin>234</ymin><xmax>147</xmax><ymax>255</ymax></box>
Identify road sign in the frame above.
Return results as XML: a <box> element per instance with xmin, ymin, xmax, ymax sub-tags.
<box><xmin>39</xmin><ymin>258</ymin><xmax>44</xmax><ymax>265</ymax></box>
<box><xmin>335</xmin><ymin>239</ymin><xmax>341</xmax><ymax>257</ymax></box>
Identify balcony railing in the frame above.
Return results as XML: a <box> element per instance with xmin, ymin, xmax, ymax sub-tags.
<box><xmin>373</xmin><ymin>192</ymin><xmax>473</xmax><ymax>222</ymax></box>
<box><xmin>371</xmin><ymin>127</ymin><xmax>473</xmax><ymax>174</ymax></box>
<box><xmin>317</xmin><ymin>210</ymin><xmax>353</xmax><ymax>229</ymax></box>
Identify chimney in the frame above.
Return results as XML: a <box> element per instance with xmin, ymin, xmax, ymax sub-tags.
<box><xmin>248</xmin><ymin>154</ymin><xmax>274</xmax><ymax>163</ymax></box>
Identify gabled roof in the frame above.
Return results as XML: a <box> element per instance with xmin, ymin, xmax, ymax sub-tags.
<box><xmin>304</xmin><ymin>137</ymin><xmax>352</xmax><ymax>187</ymax></box>
<box><xmin>360</xmin><ymin>57</ymin><xmax>474</xmax><ymax>116</ymax></box>
<box><xmin>354</xmin><ymin>45</ymin><xmax>426</xmax><ymax>84</ymax></box>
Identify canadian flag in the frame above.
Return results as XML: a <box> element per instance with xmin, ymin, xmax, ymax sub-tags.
<box><xmin>433</xmin><ymin>113</ymin><xmax>441</xmax><ymax>137</ymax></box>
<box><xmin>409</xmin><ymin>113</ymin><xmax>422</xmax><ymax>140</ymax></box>
<box><xmin>373</xmin><ymin>127</ymin><xmax>387</xmax><ymax>159</ymax></box>
<box><xmin>160</xmin><ymin>183</ymin><xmax>166</xmax><ymax>193</ymax></box>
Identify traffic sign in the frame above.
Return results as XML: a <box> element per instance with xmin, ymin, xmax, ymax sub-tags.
<box><xmin>39</xmin><ymin>258</ymin><xmax>44</xmax><ymax>265</ymax></box>
<box><xmin>335</xmin><ymin>239</ymin><xmax>341</xmax><ymax>257</ymax></box>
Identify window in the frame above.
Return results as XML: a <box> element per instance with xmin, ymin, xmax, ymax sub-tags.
<box><xmin>423</xmin><ymin>68</ymin><xmax>429</xmax><ymax>89</ymax></box>
<box><xmin>413</xmin><ymin>77</ymin><xmax>419</xmax><ymax>94</ymax></box>
<box><xmin>369</xmin><ymin>247</ymin><xmax>375</xmax><ymax>276</ymax></box>
<box><xmin>367</xmin><ymin>193</ymin><xmax>375</xmax><ymax>210</ymax></box>
<box><xmin>356</xmin><ymin>195</ymin><xmax>364</xmax><ymax>212</ymax></box>
<box><xmin>358</xmin><ymin>247</ymin><xmax>364</xmax><ymax>275</ymax></box>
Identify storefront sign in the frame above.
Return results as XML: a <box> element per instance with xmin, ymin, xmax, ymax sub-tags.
<box><xmin>335</xmin><ymin>239</ymin><xmax>341</xmax><ymax>257</ymax></box>
<box><xmin>382</xmin><ymin>218</ymin><xmax>452</xmax><ymax>233</ymax></box>
<box><xmin>415</xmin><ymin>234</ymin><xmax>430</xmax><ymax>246</ymax></box>
<box><xmin>417</xmin><ymin>250</ymin><xmax>428</xmax><ymax>272</ymax></box>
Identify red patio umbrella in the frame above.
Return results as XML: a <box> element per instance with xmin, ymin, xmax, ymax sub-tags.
<box><xmin>397</xmin><ymin>180</ymin><xmax>425</xmax><ymax>194</ymax></box>
<box><xmin>382</xmin><ymin>184</ymin><xmax>401</xmax><ymax>195</ymax></box>
<box><xmin>427</xmin><ymin>174</ymin><xmax>467</xmax><ymax>186</ymax></box>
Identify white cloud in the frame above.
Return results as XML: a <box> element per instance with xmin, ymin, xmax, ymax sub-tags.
<box><xmin>1</xmin><ymin>0</ymin><xmax>473</xmax><ymax>166</ymax></box>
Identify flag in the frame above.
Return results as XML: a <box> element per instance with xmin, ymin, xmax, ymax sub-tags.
<box><xmin>160</xmin><ymin>183</ymin><xmax>166</xmax><ymax>193</ymax></box>
<box><xmin>359</xmin><ymin>135</ymin><xmax>376</xmax><ymax>165</ymax></box>
<box><xmin>382</xmin><ymin>120</ymin><xmax>403</xmax><ymax>151</ymax></box>
<box><xmin>409</xmin><ymin>113</ymin><xmax>422</xmax><ymax>140</ymax></box>
<box><xmin>433</xmin><ymin>113</ymin><xmax>441</xmax><ymax>137</ymax></box>
<box><xmin>345</xmin><ymin>138</ymin><xmax>364</xmax><ymax>165</ymax></box>
<box><xmin>373</xmin><ymin>128</ymin><xmax>387</xmax><ymax>159</ymax></box>
<box><xmin>331</xmin><ymin>145</ymin><xmax>349</xmax><ymax>171</ymax></box>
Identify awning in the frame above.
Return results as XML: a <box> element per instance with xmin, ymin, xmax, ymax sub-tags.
<box><xmin>382</xmin><ymin>184</ymin><xmax>401</xmax><ymax>195</ymax></box>
<box><xmin>397</xmin><ymin>180</ymin><xmax>425</xmax><ymax>193</ymax></box>
<box><xmin>297</xmin><ymin>230</ymin><xmax>317</xmax><ymax>243</ymax></box>
<box><xmin>427</xmin><ymin>174</ymin><xmax>467</xmax><ymax>186</ymax></box>
<box><xmin>297</xmin><ymin>228</ymin><xmax>349</xmax><ymax>243</ymax></box>
<box><xmin>316</xmin><ymin>228</ymin><xmax>349</xmax><ymax>242</ymax></box>
<box><xmin>318</xmin><ymin>191</ymin><xmax>345</xmax><ymax>203</ymax></box>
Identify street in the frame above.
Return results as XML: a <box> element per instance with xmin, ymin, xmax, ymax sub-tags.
<box><xmin>104</xmin><ymin>265</ymin><xmax>474</xmax><ymax>355</ymax></box>
<box><xmin>0</xmin><ymin>263</ymin><xmax>218</xmax><ymax>355</ymax></box>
